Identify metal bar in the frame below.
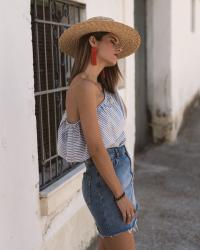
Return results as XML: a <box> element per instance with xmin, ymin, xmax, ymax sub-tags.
<box><xmin>34</xmin><ymin>0</ymin><xmax>38</xmax><ymax>18</ymax></box>
<box><xmin>73</xmin><ymin>4</ymin><xmax>76</xmax><ymax>23</ymax></box>
<box><xmin>35</xmin><ymin>0</ymin><xmax>85</xmax><ymax>9</ymax></box>
<box><xmin>43</xmin><ymin>0</ymin><xmax>52</xmax><ymax>180</ymax></box>
<box><xmin>78</xmin><ymin>5</ymin><xmax>80</xmax><ymax>22</ymax></box>
<box><xmin>55</xmin><ymin>0</ymin><xmax>85</xmax><ymax>8</ymax></box>
<box><xmin>42</xmin><ymin>153</ymin><xmax>60</xmax><ymax>165</ymax></box>
<box><xmin>34</xmin><ymin>18</ymin><xmax>71</xmax><ymax>27</ymax></box>
<box><xmin>64</xmin><ymin>54</ymin><xmax>67</xmax><ymax>85</ymax></box>
<box><xmin>34</xmin><ymin>86</ymin><xmax>69</xmax><ymax>96</ymax></box>
<box><xmin>42</xmin><ymin>162</ymin><xmax>46</xmax><ymax>186</ymax></box>
<box><xmin>69</xmin><ymin>55</ymin><xmax>72</xmax><ymax>78</ymax></box>
<box><xmin>67</xmin><ymin>56</ymin><xmax>70</xmax><ymax>82</ymax></box>
<box><xmin>57</xmin><ymin>25</ymin><xmax>63</xmax><ymax>112</ymax></box>
<box><xmin>39</xmin><ymin>165</ymin><xmax>70</xmax><ymax>191</ymax></box>
<box><xmin>50</xmin><ymin>2</ymin><xmax>59</xmax><ymax>177</ymax></box>
<box><xmin>63</xmin><ymin>3</ymin><xmax>69</xmax><ymax>85</ymax></box>
<box><xmin>32</xmin><ymin>0</ymin><xmax>86</xmax><ymax>189</ymax></box>
<box><xmin>34</xmin><ymin>11</ymin><xmax>46</xmax><ymax>186</ymax></box>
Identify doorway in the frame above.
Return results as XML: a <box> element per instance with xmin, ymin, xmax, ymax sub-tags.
<box><xmin>134</xmin><ymin>0</ymin><xmax>152</xmax><ymax>153</ymax></box>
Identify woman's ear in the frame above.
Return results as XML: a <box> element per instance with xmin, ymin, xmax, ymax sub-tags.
<box><xmin>88</xmin><ymin>35</ymin><xmax>97</xmax><ymax>47</ymax></box>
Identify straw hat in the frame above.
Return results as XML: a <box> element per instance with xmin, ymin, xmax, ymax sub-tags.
<box><xmin>58</xmin><ymin>16</ymin><xmax>141</xmax><ymax>59</ymax></box>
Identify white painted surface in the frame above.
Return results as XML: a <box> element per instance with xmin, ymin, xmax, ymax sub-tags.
<box><xmin>2</xmin><ymin>0</ymin><xmax>200</xmax><ymax>249</ymax></box>
<box><xmin>171</xmin><ymin>0</ymin><xmax>200</xmax><ymax>115</ymax></box>
<box><xmin>146</xmin><ymin>0</ymin><xmax>200</xmax><ymax>141</ymax></box>
<box><xmin>0</xmin><ymin>1</ymin><xmax>43</xmax><ymax>250</ymax></box>
<box><xmin>146</xmin><ymin>0</ymin><xmax>172</xmax><ymax>118</ymax></box>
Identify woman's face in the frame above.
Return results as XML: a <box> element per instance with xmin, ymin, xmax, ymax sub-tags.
<box><xmin>96</xmin><ymin>33</ymin><xmax>123</xmax><ymax>66</ymax></box>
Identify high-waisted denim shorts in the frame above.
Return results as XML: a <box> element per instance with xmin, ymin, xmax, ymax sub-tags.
<box><xmin>82</xmin><ymin>144</ymin><xmax>140</xmax><ymax>238</ymax></box>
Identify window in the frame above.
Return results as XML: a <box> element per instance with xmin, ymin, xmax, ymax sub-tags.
<box><xmin>31</xmin><ymin>0</ymin><xmax>86</xmax><ymax>191</ymax></box>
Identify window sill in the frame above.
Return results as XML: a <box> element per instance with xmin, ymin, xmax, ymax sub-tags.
<box><xmin>39</xmin><ymin>162</ymin><xmax>86</xmax><ymax>216</ymax></box>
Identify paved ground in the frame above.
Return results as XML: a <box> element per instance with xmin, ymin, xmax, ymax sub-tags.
<box><xmin>87</xmin><ymin>97</ymin><xmax>200</xmax><ymax>250</ymax></box>
<box><xmin>134</xmin><ymin>97</ymin><xmax>200</xmax><ymax>250</ymax></box>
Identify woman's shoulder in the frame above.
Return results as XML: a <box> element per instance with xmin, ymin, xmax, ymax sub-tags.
<box><xmin>69</xmin><ymin>73</ymin><xmax>102</xmax><ymax>102</ymax></box>
<box><xmin>70</xmin><ymin>74</ymin><xmax>98</xmax><ymax>91</ymax></box>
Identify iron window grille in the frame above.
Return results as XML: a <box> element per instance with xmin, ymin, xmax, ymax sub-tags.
<box><xmin>31</xmin><ymin>0</ymin><xmax>86</xmax><ymax>191</ymax></box>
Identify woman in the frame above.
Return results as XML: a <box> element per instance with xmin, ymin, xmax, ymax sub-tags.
<box><xmin>57</xmin><ymin>16</ymin><xmax>141</xmax><ymax>250</ymax></box>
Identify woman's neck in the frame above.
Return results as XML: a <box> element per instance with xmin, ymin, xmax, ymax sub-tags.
<box><xmin>83</xmin><ymin>62</ymin><xmax>104</xmax><ymax>83</ymax></box>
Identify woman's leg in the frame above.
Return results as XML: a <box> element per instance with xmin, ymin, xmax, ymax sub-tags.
<box><xmin>101</xmin><ymin>231</ymin><xmax>136</xmax><ymax>250</ymax></box>
<box><xmin>98</xmin><ymin>236</ymin><xmax>107</xmax><ymax>250</ymax></box>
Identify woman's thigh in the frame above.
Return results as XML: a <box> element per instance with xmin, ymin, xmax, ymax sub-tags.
<box><xmin>100</xmin><ymin>231</ymin><xmax>136</xmax><ymax>250</ymax></box>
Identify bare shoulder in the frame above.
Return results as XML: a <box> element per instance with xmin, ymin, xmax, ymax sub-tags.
<box><xmin>70</xmin><ymin>74</ymin><xmax>98</xmax><ymax>103</ymax></box>
<box><xmin>77</xmin><ymin>78</ymin><xmax>97</xmax><ymax>93</ymax></box>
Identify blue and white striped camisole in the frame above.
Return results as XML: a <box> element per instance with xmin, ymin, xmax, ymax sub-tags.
<box><xmin>57</xmin><ymin>88</ymin><xmax>127</xmax><ymax>162</ymax></box>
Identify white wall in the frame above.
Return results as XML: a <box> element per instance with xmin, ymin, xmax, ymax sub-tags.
<box><xmin>146</xmin><ymin>0</ymin><xmax>173</xmax><ymax>142</ymax></box>
<box><xmin>146</xmin><ymin>0</ymin><xmax>200</xmax><ymax>142</ymax></box>
<box><xmin>171</xmin><ymin>0</ymin><xmax>200</xmax><ymax>115</ymax></box>
<box><xmin>0</xmin><ymin>1</ymin><xmax>135</xmax><ymax>250</ymax></box>
<box><xmin>123</xmin><ymin>0</ymin><xmax>136</xmax><ymax>160</ymax></box>
<box><xmin>0</xmin><ymin>1</ymin><xmax>43</xmax><ymax>250</ymax></box>
<box><xmin>147</xmin><ymin>0</ymin><xmax>172</xmax><ymax>117</ymax></box>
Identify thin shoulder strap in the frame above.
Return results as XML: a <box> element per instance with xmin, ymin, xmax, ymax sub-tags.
<box><xmin>114</xmin><ymin>89</ymin><xmax>127</xmax><ymax>118</ymax></box>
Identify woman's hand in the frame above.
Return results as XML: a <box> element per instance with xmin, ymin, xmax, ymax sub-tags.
<box><xmin>116</xmin><ymin>195</ymin><xmax>136</xmax><ymax>224</ymax></box>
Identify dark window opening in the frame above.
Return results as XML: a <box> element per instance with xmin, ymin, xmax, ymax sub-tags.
<box><xmin>30</xmin><ymin>0</ymin><xmax>86</xmax><ymax>191</ymax></box>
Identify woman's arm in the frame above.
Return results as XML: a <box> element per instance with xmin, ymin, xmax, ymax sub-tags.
<box><xmin>76</xmin><ymin>81</ymin><xmax>123</xmax><ymax>198</ymax></box>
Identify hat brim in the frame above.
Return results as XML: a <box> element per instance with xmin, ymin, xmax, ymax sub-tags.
<box><xmin>59</xmin><ymin>19</ymin><xmax>141</xmax><ymax>59</ymax></box>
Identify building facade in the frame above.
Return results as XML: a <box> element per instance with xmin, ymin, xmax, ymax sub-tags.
<box><xmin>0</xmin><ymin>0</ymin><xmax>200</xmax><ymax>250</ymax></box>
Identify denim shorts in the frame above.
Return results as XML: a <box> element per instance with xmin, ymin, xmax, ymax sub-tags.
<box><xmin>82</xmin><ymin>144</ymin><xmax>140</xmax><ymax>238</ymax></box>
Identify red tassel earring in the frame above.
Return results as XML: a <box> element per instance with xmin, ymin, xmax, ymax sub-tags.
<box><xmin>91</xmin><ymin>47</ymin><xmax>97</xmax><ymax>65</ymax></box>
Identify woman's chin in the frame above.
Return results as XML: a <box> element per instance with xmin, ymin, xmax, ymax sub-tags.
<box><xmin>105</xmin><ymin>59</ymin><xmax>117</xmax><ymax>67</ymax></box>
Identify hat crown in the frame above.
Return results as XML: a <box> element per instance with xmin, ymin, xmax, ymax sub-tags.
<box><xmin>87</xmin><ymin>16</ymin><xmax>114</xmax><ymax>22</ymax></box>
<box><xmin>59</xmin><ymin>16</ymin><xmax>141</xmax><ymax>58</ymax></box>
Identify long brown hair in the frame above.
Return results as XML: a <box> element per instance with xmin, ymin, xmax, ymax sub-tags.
<box><xmin>68</xmin><ymin>32</ymin><xmax>123</xmax><ymax>94</ymax></box>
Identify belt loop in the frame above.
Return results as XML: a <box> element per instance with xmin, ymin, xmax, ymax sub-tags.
<box><xmin>124</xmin><ymin>145</ymin><xmax>126</xmax><ymax>154</ymax></box>
<box><xmin>123</xmin><ymin>145</ymin><xmax>127</xmax><ymax>155</ymax></box>
<box><xmin>113</xmin><ymin>148</ymin><xmax>117</xmax><ymax>158</ymax></box>
<box><xmin>115</xmin><ymin>148</ymin><xmax>120</xmax><ymax>158</ymax></box>
<box><xmin>84</xmin><ymin>158</ymin><xmax>91</xmax><ymax>166</ymax></box>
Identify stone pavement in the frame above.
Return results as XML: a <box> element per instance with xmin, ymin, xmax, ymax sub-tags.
<box><xmin>134</xmin><ymin>97</ymin><xmax>200</xmax><ymax>250</ymax></box>
<box><xmin>87</xmin><ymin>97</ymin><xmax>200</xmax><ymax>250</ymax></box>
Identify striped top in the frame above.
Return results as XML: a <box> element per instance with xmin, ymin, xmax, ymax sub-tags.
<box><xmin>57</xmin><ymin>88</ymin><xmax>127</xmax><ymax>162</ymax></box>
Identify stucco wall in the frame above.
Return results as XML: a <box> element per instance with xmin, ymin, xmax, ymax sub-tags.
<box><xmin>146</xmin><ymin>0</ymin><xmax>200</xmax><ymax>142</ymax></box>
<box><xmin>146</xmin><ymin>0</ymin><xmax>172</xmax><ymax>142</ymax></box>
<box><xmin>0</xmin><ymin>1</ymin><xmax>43</xmax><ymax>250</ymax></box>
<box><xmin>171</xmin><ymin>0</ymin><xmax>200</xmax><ymax>117</ymax></box>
